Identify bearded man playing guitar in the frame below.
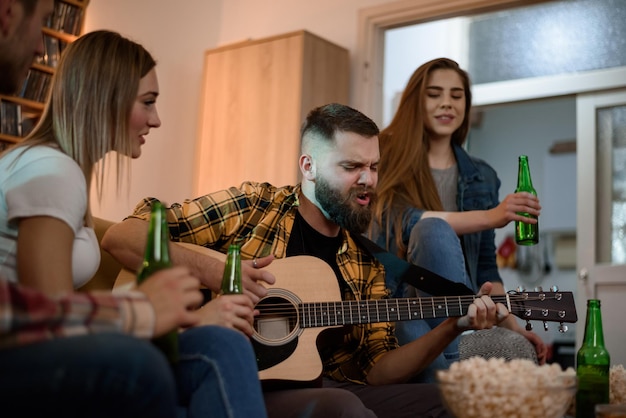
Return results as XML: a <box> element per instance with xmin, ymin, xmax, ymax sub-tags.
<box><xmin>103</xmin><ymin>103</ymin><xmax>574</xmax><ymax>418</ymax></box>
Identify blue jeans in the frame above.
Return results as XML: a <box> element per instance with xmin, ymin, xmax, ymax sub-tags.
<box><xmin>387</xmin><ymin>218</ymin><xmax>472</xmax><ymax>383</ymax></box>
<box><xmin>0</xmin><ymin>333</ymin><xmax>178</xmax><ymax>418</ymax></box>
<box><xmin>0</xmin><ymin>327</ymin><xmax>267</xmax><ymax>418</ymax></box>
<box><xmin>176</xmin><ymin>326</ymin><xmax>267</xmax><ymax>418</ymax></box>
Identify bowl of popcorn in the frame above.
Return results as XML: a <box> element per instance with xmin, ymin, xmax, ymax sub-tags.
<box><xmin>437</xmin><ymin>357</ymin><xmax>577</xmax><ymax>418</ymax></box>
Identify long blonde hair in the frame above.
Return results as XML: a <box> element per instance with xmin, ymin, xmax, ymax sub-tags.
<box><xmin>16</xmin><ymin>30</ymin><xmax>156</xmax><ymax>224</ymax></box>
<box><xmin>373</xmin><ymin>58</ymin><xmax>472</xmax><ymax>256</ymax></box>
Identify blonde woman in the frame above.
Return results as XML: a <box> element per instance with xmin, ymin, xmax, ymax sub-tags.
<box><xmin>0</xmin><ymin>29</ymin><xmax>266</xmax><ymax>417</ymax></box>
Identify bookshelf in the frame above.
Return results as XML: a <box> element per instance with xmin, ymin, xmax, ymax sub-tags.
<box><xmin>0</xmin><ymin>0</ymin><xmax>89</xmax><ymax>149</ymax></box>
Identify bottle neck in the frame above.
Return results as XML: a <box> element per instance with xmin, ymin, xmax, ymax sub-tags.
<box><xmin>582</xmin><ymin>301</ymin><xmax>605</xmax><ymax>347</ymax></box>
<box><xmin>144</xmin><ymin>205</ymin><xmax>171</xmax><ymax>265</ymax></box>
<box><xmin>221</xmin><ymin>245</ymin><xmax>242</xmax><ymax>294</ymax></box>
<box><xmin>517</xmin><ymin>157</ymin><xmax>534</xmax><ymax>191</ymax></box>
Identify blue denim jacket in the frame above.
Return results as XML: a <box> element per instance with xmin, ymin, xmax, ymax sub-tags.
<box><xmin>373</xmin><ymin>143</ymin><xmax>503</xmax><ymax>292</ymax></box>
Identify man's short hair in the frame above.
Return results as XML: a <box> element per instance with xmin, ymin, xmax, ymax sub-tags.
<box><xmin>301</xmin><ymin>103</ymin><xmax>379</xmax><ymax>144</ymax></box>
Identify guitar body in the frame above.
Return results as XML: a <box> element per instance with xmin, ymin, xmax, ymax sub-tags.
<box><xmin>252</xmin><ymin>255</ymin><xmax>342</xmax><ymax>383</ymax></box>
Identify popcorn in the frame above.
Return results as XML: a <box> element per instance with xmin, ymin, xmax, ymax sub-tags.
<box><xmin>610</xmin><ymin>364</ymin><xmax>626</xmax><ymax>405</ymax></box>
<box><xmin>437</xmin><ymin>357</ymin><xmax>576</xmax><ymax>418</ymax></box>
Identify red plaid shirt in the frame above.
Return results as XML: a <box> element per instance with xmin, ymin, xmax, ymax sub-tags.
<box><xmin>0</xmin><ymin>279</ymin><xmax>155</xmax><ymax>349</ymax></box>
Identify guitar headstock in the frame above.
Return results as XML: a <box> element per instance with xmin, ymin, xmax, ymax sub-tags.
<box><xmin>506</xmin><ymin>290</ymin><xmax>578</xmax><ymax>325</ymax></box>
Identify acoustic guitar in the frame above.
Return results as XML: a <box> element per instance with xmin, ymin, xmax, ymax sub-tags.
<box><xmin>115</xmin><ymin>243</ymin><xmax>578</xmax><ymax>385</ymax></box>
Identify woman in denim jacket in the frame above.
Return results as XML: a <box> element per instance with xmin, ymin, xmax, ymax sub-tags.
<box><xmin>370</xmin><ymin>58</ymin><xmax>547</xmax><ymax>381</ymax></box>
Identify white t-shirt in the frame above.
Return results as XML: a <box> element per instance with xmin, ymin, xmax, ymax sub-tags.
<box><xmin>0</xmin><ymin>145</ymin><xmax>99</xmax><ymax>288</ymax></box>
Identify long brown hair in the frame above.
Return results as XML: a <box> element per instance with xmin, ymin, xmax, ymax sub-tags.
<box><xmin>372</xmin><ymin>58</ymin><xmax>472</xmax><ymax>256</ymax></box>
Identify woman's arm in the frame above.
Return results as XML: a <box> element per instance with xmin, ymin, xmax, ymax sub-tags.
<box><xmin>421</xmin><ymin>192</ymin><xmax>541</xmax><ymax>235</ymax></box>
<box><xmin>17</xmin><ymin>216</ymin><xmax>74</xmax><ymax>296</ymax></box>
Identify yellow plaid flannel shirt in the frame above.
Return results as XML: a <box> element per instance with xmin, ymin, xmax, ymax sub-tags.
<box><xmin>130</xmin><ymin>181</ymin><xmax>398</xmax><ymax>384</ymax></box>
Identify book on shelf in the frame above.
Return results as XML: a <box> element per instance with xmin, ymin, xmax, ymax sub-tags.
<box><xmin>18</xmin><ymin>69</ymin><xmax>53</xmax><ymax>103</ymax></box>
<box><xmin>46</xmin><ymin>1</ymin><xmax>85</xmax><ymax>36</ymax></box>
<box><xmin>0</xmin><ymin>101</ymin><xmax>22</xmax><ymax>137</ymax></box>
<box><xmin>42</xmin><ymin>34</ymin><xmax>68</xmax><ymax>68</ymax></box>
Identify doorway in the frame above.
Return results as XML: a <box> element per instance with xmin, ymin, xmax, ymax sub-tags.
<box><xmin>576</xmin><ymin>89</ymin><xmax>626</xmax><ymax>367</ymax></box>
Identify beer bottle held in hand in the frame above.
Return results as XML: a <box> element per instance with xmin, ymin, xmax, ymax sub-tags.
<box><xmin>137</xmin><ymin>201</ymin><xmax>179</xmax><ymax>364</ymax></box>
<box><xmin>576</xmin><ymin>299</ymin><xmax>610</xmax><ymax>418</ymax></box>
<box><xmin>220</xmin><ymin>244</ymin><xmax>243</xmax><ymax>295</ymax></box>
<box><xmin>514</xmin><ymin>155</ymin><xmax>539</xmax><ymax>245</ymax></box>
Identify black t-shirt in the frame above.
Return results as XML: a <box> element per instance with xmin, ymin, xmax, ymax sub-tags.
<box><xmin>286</xmin><ymin>211</ymin><xmax>347</xmax><ymax>293</ymax></box>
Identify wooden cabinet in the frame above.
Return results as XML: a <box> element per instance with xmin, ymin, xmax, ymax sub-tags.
<box><xmin>195</xmin><ymin>30</ymin><xmax>349</xmax><ymax>194</ymax></box>
<box><xmin>0</xmin><ymin>0</ymin><xmax>89</xmax><ymax>148</ymax></box>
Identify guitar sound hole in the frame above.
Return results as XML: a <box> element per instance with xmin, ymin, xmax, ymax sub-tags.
<box><xmin>254</xmin><ymin>295</ymin><xmax>299</xmax><ymax>343</ymax></box>
<box><xmin>252</xmin><ymin>294</ymin><xmax>300</xmax><ymax>372</ymax></box>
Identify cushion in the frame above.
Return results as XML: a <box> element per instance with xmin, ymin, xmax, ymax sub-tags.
<box><xmin>459</xmin><ymin>327</ymin><xmax>538</xmax><ymax>363</ymax></box>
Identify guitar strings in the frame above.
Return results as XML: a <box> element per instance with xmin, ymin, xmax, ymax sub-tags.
<box><xmin>253</xmin><ymin>294</ymin><xmax>571</xmax><ymax>323</ymax></box>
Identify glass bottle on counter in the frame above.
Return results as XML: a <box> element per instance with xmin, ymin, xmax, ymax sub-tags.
<box><xmin>576</xmin><ymin>299</ymin><xmax>610</xmax><ymax>418</ymax></box>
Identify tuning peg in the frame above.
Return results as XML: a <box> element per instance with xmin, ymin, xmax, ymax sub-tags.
<box><xmin>558</xmin><ymin>323</ymin><xmax>569</xmax><ymax>333</ymax></box>
<box><xmin>516</xmin><ymin>286</ymin><xmax>525</xmax><ymax>292</ymax></box>
<box><xmin>550</xmin><ymin>285</ymin><xmax>558</xmax><ymax>292</ymax></box>
<box><xmin>543</xmin><ymin>321</ymin><xmax>549</xmax><ymax>331</ymax></box>
<box><xmin>534</xmin><ymin>286</ymin><xmax>543</xmax><ymax>292</ymax></box>
<box><xmin>525</xmin><ymin>320</ymin><xmax>533</xmax><ymax>331</ymax></box>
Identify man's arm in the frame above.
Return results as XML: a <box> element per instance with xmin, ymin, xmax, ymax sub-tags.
<box><xmin>366</xmin><ymin>283</ymin><xmax>508</xmax><ymax>385</ymax></box>
<box><xmin>0</xmin><ymin>279</ymin><xmax>154</xmax><ymax>349</ymax></box>
<box><xmin>102</xmin><ymin>218</ymin><xmax>223</xmax><ymax>289</ymax></box>
<box><xmin>0</xmin><ymin>268</ymin><xmax>203</xmax><ymax>350</ymax></box>
<box><xmin>102</xmin><ymin>218</ymin><xmax>274</xmax><ymax>303</ymax></box>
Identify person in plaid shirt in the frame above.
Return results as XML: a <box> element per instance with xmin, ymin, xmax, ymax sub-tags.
<box><xmin>104</xmin><ymin>103</ymin><xmax>508</xmax><ymax>418</ymax></box>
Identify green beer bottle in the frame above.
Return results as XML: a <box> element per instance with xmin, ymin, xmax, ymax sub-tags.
<box><xmin>576</xmin><ymin>299</ymin><xmax>610</xmax><ymax>418</ymax></box>
<box><xmin>137</xmin><ymin>201</ymin><xmax>179</xmax><ymax>364</ymax></box>
<box><xmin>514</xmin><ymin>155</ymin><xmax>539</xmax><ymax>245</ymax></box>
<box><xmin>220</xmin><ymin>244</ymin><xmax>243</xmax><ymax>295</ymax></box>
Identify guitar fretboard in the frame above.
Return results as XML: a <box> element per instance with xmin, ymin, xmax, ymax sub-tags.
<box><xmin>299</xmin><ymin>295</ymin><xmax>511</xmax><ymax>327</ymax></box>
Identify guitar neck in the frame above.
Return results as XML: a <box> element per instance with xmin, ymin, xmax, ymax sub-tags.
<box><xmin>299</xmin><ymin>295</ymin><xmax>509</xmax><ymax>327</ymax></box>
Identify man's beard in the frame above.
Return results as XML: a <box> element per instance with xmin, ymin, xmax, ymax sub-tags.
<box><xmin>315</xmin><ymin>176</ymin><xmax>376</xmax><ymax>234</ymax></box>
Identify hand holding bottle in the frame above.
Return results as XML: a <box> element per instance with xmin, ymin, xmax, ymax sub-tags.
<box><xmin>196</xmin><ymin>294</ymin><xmax>257</xmax><ymax>336</ymax></box>
<box><xmin>488</xmin><ymin>191</ymin><xmax>541</xmax><ymax>229</ymax></box>
<box><xmin>514</xmin><ymin>155</ymin><xmax>539</xmax><ymax>245</ymax></box>
<box><xmin>138</xmin><ymin>266</ymin><xmax>203</xmax><ymax>337</ymax></box>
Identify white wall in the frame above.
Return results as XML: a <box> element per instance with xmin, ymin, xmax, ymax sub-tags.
<box><xmin>383</xmin><ymin>18</ymin><xmax>469</xmax><ymax>126</ymax></box>
<box><xmin>85</xmin><ymin>0</ymin><xmax>393</xmax><ymax>221</ymax></box>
